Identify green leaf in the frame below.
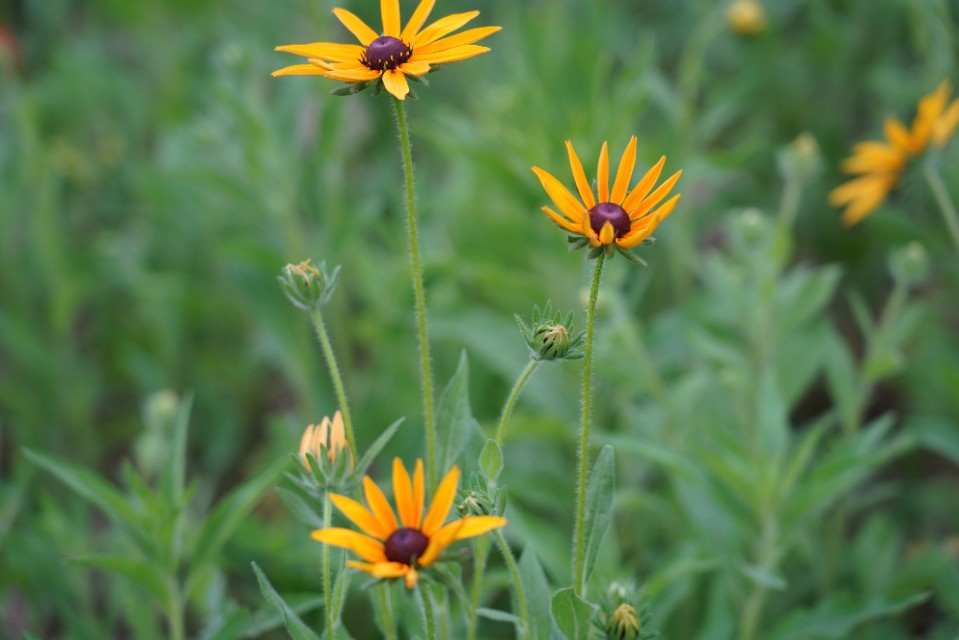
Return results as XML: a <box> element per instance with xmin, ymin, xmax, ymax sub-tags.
<box><xmin>274</xmin><ymin>486</ymin><xmax>324</xmax><ymax>529</ymax></box>
<box><xmin>756</xmin><ymin>371</ymin><xmax>788</xmax><ymax>459</ymax></box>
<box><xmin>519</xmin><ymin>547</ymin><xmax>552</xmax><ymax>640</ymax></box>
<box><xmin>905</xmin><ymin>416</ymin><xmax>959</xmax><ymax>467</ymax></box>
<box><xmin>479</xmin><ymin>439</ymin><xmax>502</xmax><ymax>483</ymax></box>
<box><xmin>550</xmin><ymin>587</ymin><xmax>596</xmax><ymax>640</ymax></box>
<box><xmin>70</xmin><ymin>554</ymin><xmax>171</xmax><ymax>606</ymax></box>
<box><xmin>161</xmin><ymin>393</ymin><xmax>193</xmax><ymax>506</ymax></box>
<box><xmin>583</xmin><ymin>445</ymin><xmax>615</xmax><ymax>583</ymax></box>
<box><xmin>437</xmin><ymin>351</ymin><xmax>479</xmax><ymax>470</ymax></box>
<box><xmin>476</xmin><ymin>608</ymin><xmax>521</xmax><ymax>624</ymax></box>
<box><xmin>250</xmin><ymin>562</ymin><xmax>321</xmax><ymax>640</ymax></box>
<box><xmin>189</xmin><ymin>457</ymin><xmax>290</xmax><ymax>593</ymax></box>
<box><xmin>354</xmin><ymin>418</ymin><xmax>404</xmax><ymax>477</ymax></box>
<box><xmin>767</xmin><ymin>592</ymin><xmax>928</xmax><ymax>639</ymax></box>
<box><xmin>330</xmin><ymin>568</ymin><xmax>352</xmax><ymax>628</ymax></box>
<box><xmin>24</xmin><ymin>449</ymin><xmax>154</xmax><ymax>555</ymax></box>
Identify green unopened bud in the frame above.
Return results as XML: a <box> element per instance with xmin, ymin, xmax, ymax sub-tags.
<box><xmin>733</xmin><ymin>207</ymin><xmax>767</xmax><ymax>245</ymax></box>
<box><xmin>597</xmin><ymin>581</ymin><xmax>655</xmax><ymax>640</ymax></box>
<box><xmin>278</xmin><ymin>259</ymin><xmax>341</xmax><ymax>310</ymax></box>
<box><xmin>457</xmin><ymin>473</ymin><xmax>507</xmax><ymax>518</ymax></box>
<box><xmin>888</xmin><ymin>241</ymin><xmax>929</xmax><ymax>286</ymax></box>
<box><xmin>515</xmin><ymin>301</ymin><xmax>585</xmax><ymax>361</ymax></box>
<box><xmin>777</xmin><ymin>132</ymin><xmax>821</xmax><ymax>185</ymax></box>
<box><xmin>607</xmin><ymin>604</ymin><xmax>641</xmax><ymax>640</ymax></box>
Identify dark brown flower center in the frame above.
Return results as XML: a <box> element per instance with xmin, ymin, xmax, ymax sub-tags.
<box><xmin>384</xmin><ymin>527</ymin><xmax>429</xmax><ymax>564</ymax></box>
<box><xmin>363</xmin><ymin>36</ymin><xmax>412</xmax><ymax>71</ymax></box>
<box><xmin>588</xmin><ymin>202</ymin><xmax>631</xmax><ymax>238</ymax></box>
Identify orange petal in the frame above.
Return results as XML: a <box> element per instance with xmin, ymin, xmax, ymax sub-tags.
<box><xmin>884</xmin><ymin>118</ymin><xmax>912</xmax><ymax>152</ymax></box>
<box><xmin>272</xmin><ymin>64</ymin><xmax>329</xmax><ymax>77</ymax></box>
<box><xmin>565</xmin><ymin>141</ymin><xmax>596</xmax><ymax>209</ymax></box>
<box><xmin>622</xmin><ymin>156</ymin><xmax>666</xmax><ymax>213</ymax></box>
<box><xmin>422</xmin><ymin>465</ymin><xmax>459</xmax><ymax>537</ymax></box>
<box><xmin>597</xmin><ymin>142</ymin><xmax>610</xmax><ymax>202</ymax></box>
<box><xmin>370</xmin><ymin>561</ymin><xmax>411</xmax><ymax>580</ymax></box>
<box><xmin>911</xmin><ymin>81</ymin><xmax>951</xmax><ymax>152</ymax></box>
<box><xmin>418</xmin><ymin>520</ymin><xmax>464</xmax><ymax>566</ymax></box>
<box><xmin>828</xmin><ymin>174</ymin><xmax>894</xmax><ymax>207</ymax></box>
<box><xmin>393</xmin><ymin>458</ymin><xmax>417</xmax><ymax>528</ymax></box>
<box><xmin>381</xmin><ymin>68</ymin><xmax>410</xmax><ymax>100</ymax></box>
<box><xmin>412</xmin><ymin>11</ymin><xmax>479</xmax><ymax>48</ymax></box>
<box><xmin>363</xmin><ymin>476</ymin><xmax>399</xmax><ymax>534</ymax></box>
<box><xmin>274</xmin><ymin>42</ymin><xmax>365</xmax><ymax>63</ymax></box>
<box><xmin>411</xmin><ymin>44</ymin><xmax>490</xmax><ymax>65</ymax></box>
<box><xmin>450</xmin><ymin>516</ymin><xmax>507</xmax><ymax>541</ymax></box>
<box><xmin>311</xmin><ymin>528</ymin><xmax>387</xmax><ymax>563</ymax></box>
<box><xmin>841</xmin><ymin>143</ymin><xmax>905</xmax><ymax>174</ymax></box>
<box><xmin>412</xmin><ymin>459</ymin><xmax>425</xmax><ymax>529</ymax></box>
<box><xmin>617</xmin><ymin>194</ymin><xmax>681</xmax><ymax>248</ymax></box>
<box><xmin>841</xmin><ymin>186</ymin><xmax>889</xmax><ymax>226</ymax></box>
<box><xmin>404</xmin><ymin>566</ymin><xmax>419</xmax><ymax>588</ymax></box>
<box><xmin>934</xmin><ymin>98</ymin><xmax>959</xmax><ymax>148</ymax></box>
<box><xmin>324</xmin><ymin>68</ymin><xmax>382</xmax><ymax>82</ymax></box>
<box><xmin>531</xmin><ymin>166</ymin><xmax>585</xmax><ymax>223</ymax></box>
<box><xmin>598</xmin><ymin>221</ymin><xmax>615</xmax><ymax>245</ymax></box>
<box><xmin>398</xmin><ymin>60</ymin><xmax>431</xmax><ymax>76</ymax></box>
<box><xmin>401</xmin><ymin>0</ymin><xmax>436</xmax><ymax>41</ymax></box>
<box><xmin>332</xmin><ymin>8</ymin><xmax>379</xmax><ymax>46</ymax></box>
<box><xmin>414</xmin><ymin>26</ymin><xmax>501</xmax><ymax>55</ymax></box>
<box><xmin>381</xmin><ymin>0</ymin><xmax>401</xmax><ymax>37</ymax></box>
<box><xmin>628</xmin><ymin>170</ymin><xmax>682</xmax><ymax>220</ymax></box>
<box><xmin>611</xmin><ymin>136</ymin><xmax>638</xmax><ymax>205</ymax></box>
<box><xmin>541</xmin><ymin>205</ymin><xmax>581</xmax><ymax>234</ymax></box>
<box><xmin>330</xmin><ymin>493</ymin><xmax>390</xmax><ymax>539</ymax></box>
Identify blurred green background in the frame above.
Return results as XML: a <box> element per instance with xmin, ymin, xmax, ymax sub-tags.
<box><xmin>3</xmin><ymin>0</ymin><xmax>959</xmax><ymax>637</ymax></box>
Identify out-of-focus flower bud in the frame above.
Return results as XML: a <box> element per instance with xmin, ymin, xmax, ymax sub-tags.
<box><xmin>727</xmin><ymin>0</ymin><xmax>766</xmax><ymax>37</ymax></box>
<box><xmin>888</xmin><ymin>241</ymin><xmax>929</xmax><ymax>287</ymax></box>
<box><xmin>278</xmin><ymin>259</ymin><xmax>341</xmax><ymax>310</ymax></box>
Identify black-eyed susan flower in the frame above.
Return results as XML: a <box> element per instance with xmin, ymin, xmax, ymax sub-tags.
<box><xmin>830</xmin><ymin>80</ymin><xmax>959</xmax><ymax>226</ymax></box>
<box><xmin>299</xmin><ymin>410</ymin><xmax>352</xmax><ymax>469</ymax></box>
<box><xmin>312</xmin><ymin>458</ymin><xmax>506</xmax><ymax>588</ymax></box>
<box><xmin>532</xmin><ymin>137</ymin><xmax>683</xmax><ymax>259</ymax></box>
<box><xmin>272</xmin><ymin>0</ymin><xmax>500</xmax><ymax>101</ymax></box>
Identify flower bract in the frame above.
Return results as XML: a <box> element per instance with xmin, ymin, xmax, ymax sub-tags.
<box><xmin>273</xmin><ymin>0</ymin><xmax>500</xmax><ymax>100</ymax></box>
<box><xmin>830</xmin><ymin>80</ymin><xmax>959</xmax><ymax>226</ymax></box>
<box><xmin>311</xmin><ymin>458</ymin><xmax>506</xmax><ymax>588</ymax></box>
<box><xmin>532</xmin><ymin>137</ymin><xmax>683</xmax><ymax>256</ymax></box>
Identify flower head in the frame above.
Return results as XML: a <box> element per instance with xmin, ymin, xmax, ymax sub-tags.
<box><xmin>299</xmin><ymin>411</ymin><xmax>352</xmax><ymax>469</ymax></box>
<box><xmin>532</xmin><ymin>138</ymin><xmax>682</xmax><ymax>260</ymax></box>
<box><xmin>312</xmin><ymin>458</ymin><xmax>506</xmax><ymax>588</ymax></box>
<box><xmin>830</xmin><ymin>80</ymin><xmax>959</xmax><ymax>226</ymax></box>
<box><xmin>273</xmin><ymin>0</ymin><xmax>501</xmax><ymax>101</ymax></box>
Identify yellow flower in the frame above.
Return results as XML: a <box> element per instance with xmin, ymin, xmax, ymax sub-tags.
<box><xmin>273</xmin><ymin>0</ymin><xmax>501</xmax><ymax>101</ymax></box>
<box><xmin>727</xmin><ymin>0</ymin><xmax>766</xmax><ymax>37</ymax></box>
<box><xmin>830</xmin><ymin>80</ymin><xmax>959</xmax><ymax>226</ymax></box>
<box><xmin>532</xmin><ymin>137</ymin><xmax>683</xmax><ymax>250</ymax></box>
<box><xmin>299</xmin><ymin>411</ymin><xmax>351</xmax><ymax>468</ymax></box>
<box><xmin>312</xmin><ymin>458</ymin><xmax>506</xmax><ymax>588</ymax></box>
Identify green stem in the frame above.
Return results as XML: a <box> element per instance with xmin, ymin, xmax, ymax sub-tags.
<box><xmin>321</xmin><ymin>497</ymin><xmax>334</xmax><ymax>640</ymax></box>
<box><xmin>166</xmin><ymin>583</ymin><xmax>185</xmax><ymax>640</ymax></box>
<box><xmin>419</xmin><ymin>584</ymin><xmax>438</xmax><ymax>640</ymax></box>
<box><xmin>376</xmin><ymin>583</ymin><xmax>398</xmax><ymax>640</ymax></box>
<box><xmin>392</xmin><ymin>97</ymin><xmax>436</xmax><ymax>486</ymax></box>
<box><xmin>466</xmin><ymin>536</ymin><xmax>490</xmax><ymax>640</ymax></box>
<box><xmin>493</xmin><ymin>531</ymin><xmax>530</xmax><ymax>639</ymax></box>
<box><xmin>572</xmin><ymin>253</ymin><xmax>606</xmax><ymax>595</ymax></box>
<box><xmin>494</xmin><ymin>359</ymin><xmax>540</xmax><ymax>447</ymax></box>
<box><xmin>309</xmin><ymin>308</ymin><xmax>356</xmax><ymax>454</ymax></box>
<box><xmin>923</xmin><ymin>154</ymin><xmax>959</xmax><ymax>253</ymax></box>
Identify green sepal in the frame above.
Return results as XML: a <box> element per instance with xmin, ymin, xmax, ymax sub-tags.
<box><xmin>586</xmin><ymin>246</ymin><xmax>605</xmax><ymax>260</ymax></box>
<box><xmin>568</xmin><ymin>236</ymin><xmax>589</xmax><ymax>251</ymax></box>
<box><xmin>407</xmin><ymin>87</ymin><xmax>420</xmax><ymax>101</ymax></box>
<box><xmin>331</xmin><ymin>80</ymin><xmax>373</xmax><ymax>96</ymax></box>
<box><xmin>372</xmin><ymin>78</ymin><xmax>384</xmax><ymax>97</ymax></box>
<box><xmin>616</xmin><ymin>246</ymin><xmax>648</xmax><ymax>266</ymax></box>
<box><xmin>407</xmin><ymin>73</ymin><xmax>429</xmax><ymax>87</ymax></box>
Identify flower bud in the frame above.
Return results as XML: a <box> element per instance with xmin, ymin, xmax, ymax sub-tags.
<box><xmin>888</xmin><ymin>241</ymin><xmax>929</xmax><ymax>287</ymax></box>
<box><xmin>299</xmin><ymin>410</ymin><xmax>353</xmax><ymax>470</ymax></box>
<box><xmin>278</xmin><ymin>259</ymin><xmax>341</xmax><ymax>310</ymax></box>
<box><xmin>727</xmin><ymin>0</ymin><xmax>766</xmax><ymax>37</ymax></box>
<box><xmin>515</xmin><ymin>301</ymin><xmax>585</xmax><ymax>362</ymax></box>
<box><xmin>606</xmin><ymin>604</ymin><xmax>642</xmax><ymax>640</ymax></box>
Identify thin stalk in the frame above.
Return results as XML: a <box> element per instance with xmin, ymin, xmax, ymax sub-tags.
<box><xmin>492</xmin><ymin>530</ymin><xmax>530</xmax><ymax>639</ymax></box>
<box><xmin>375</xmin><ymin>583</ymin><xmax>398</xmax><ymax>640</ymax></box>
<box><xmin>392</xmin><ymin>97</ymin><xmax>436</xmax><ymax>486</ymax></box>
<box><xmin>309</xmin><ymin>308</ymin><xmax>356</xmax><ymax>453</ymax></box>
<box><xmin>419</xmin><ymin>584</ymin><xmax>438</xmax><ymax>640</ymax></box>
<box><xmin>494</xmin><ymin>358</ymin><xmax>540</xmax><ymax>447</ymax></box>
<box><xmin>572</xmin><ymin>253</ymin><xmax>606</xmax><ymax>595</ymax></box>
<box><xmin>465</xmin><ymin>536</ymin><xmax>491</xmax><ymax>640</ymax></box>
<box><xmin>923</xmin><ymin>154</ymin><xmax>959</xmax><ymax>253</ymax></box>
<box><xmin>321</xmin><ymin>497</ymin><xmax>334</xmax><ymax>640</ymax></box>
<box><xmin>166</xmin><ymin>583</ymin><xmax>185</xmax><ymax>640</ymax></box>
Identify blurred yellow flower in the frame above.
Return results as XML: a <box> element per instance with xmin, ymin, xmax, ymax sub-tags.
<box><xmin>273</xmin><ymin>0</ymin><xmax>500</xmax><ymax>101</ymax></box>
<box><xmin>727</xmin><ymin>0</ymin><xmax>766</xmax><ymax>37</ymax></box>
<box><xmin>830</xmin><ymin>80</ymin><xmax>959</xmax><ymax>226</ymax></box>
<box><xmin>299</xmin><ymin>411</ymin><xmax>351</xmax><ymax>468</ymax></box>
<box><xmin>311</xmin><ymin>458</ymin><xmax>506</xmax><ymax>588</ymax></box>
<box><xmin>532</xmin><ymin>137</ymin><xmax>682</xmax><ymax>250</ymax></box>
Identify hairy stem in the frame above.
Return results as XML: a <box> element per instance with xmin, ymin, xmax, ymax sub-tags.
<box><xmin>309</xmin><ymin>308</ymin><xmax>356</xmax><ymax>454</ymax></box>
<box><xmin>493</xmin><ymin>530</ymin><xmax>530</xmax><ymax>639</ymax></box>
<box><xmin>494</xmin><ymin>358</ymin><xmax>540</xmax><ymax>447</ymax></box>
<box><xmin>321</xmin><ymin>497</ymin><xmax>334</xmax><ymax>640</ymax></box>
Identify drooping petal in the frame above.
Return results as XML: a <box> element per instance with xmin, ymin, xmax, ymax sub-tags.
<box><xmin>398</xmin><ymin>60</ymin><xmax>431</xmax><ymax>76</ymax></box>
<box><xmin>413</xmin><ymin>11</ymin><xmax>479</xmax><ymax>48</ymax></box>
<box><xmin>381</xmin><ymin>0</ymin><xmax>401</xmax><ymax>37</ymax></box>
<box><xmin>324</xmin><ymin>68</ymin><xmax>382</xmax><ymax>82</ymax></box>
<box><xmin>362</xmin><ymin>476</ymin><xmax>399</xmax><ymax>533</ymax></box>
<box><xmin>610</xmin><ymin>136</ymin><xmax>638</xmax><ymax>204</ymax></box>
<box><xmin>617</xmin><ymin>194</ymin><xmax>681</xmax><ymax>248</ymax></box>
<box><xmin>330</xmin><ymin>493</ymin><xmax>390</xmax><ymax>540</ymax></box>
<box><xmin>332</xmin><ymin>8</ymin><xmax>379</xmax><ymax>46</ymax></box>
<box><xmin>370</xmin><ymin>561</ymin><xmax>411</xmax><ymax>579</ymax></box>
<box><xmin>404</xmin><ymin>566</ymin><xmax>418</xmax><ymax>588</ymax></box>
<box><xmin>597</xmin><ymin>142</ymin><xmax>610</xmax><ymax>202</ymax></box>
<box><xmin>541</xmin><ymin>206</ymin><xmax>581</xmax><ymax>234</ymax></box>
<box><xmin>311</xmin><ymin>528</ymin><xmax>387</xmax><ymax>563</ymax></box>
<box><xmin>531</xmin><ymin>167</ymin><xmax>586</xmax><ymax>223</ymax></box>
<box><xmin>565</xmin><ymin>141</ymin><xmax>596</xmax><ymax>209</ymax></box>
<box><xmin>393</xmin><ymin>458</ymin><xmax>416</xmax><ymax>528</ymax></box>
<box><xmin>272</xmin><ymin>64</ymin><xmax>329</xmax><ymax>77</ymax></box>
<box><xmin>598</xmin><ymin>221</ymin><xmax>615</xmax><ymax>245</ymax></box>
<box><xmin>411</xmin><ymin>44</ymin><xmax>490</xmax><ymax>65</ymax></box>
<box><xmin>628</xmin><ymin>170</ymin><xmax>682</xmax><ymax>220</ymax></box>
<box><xmin>622</xmin><ymin>156</ymin><xmax>666</xmax><ymax>213</ymax></box>
<box><xmin>421</xmin><ymin>465</ymin><xmax>459</xmax><ymax>537</ymax></box>
<box><xmin>401</xmin><ymin>0</ymin><xmax>436</xmax><ymax>41</ymax></box>
<box><xmin>381</xmin><ymin>68</ymin><xmax>410</xmax><ymax>100</ymax></box>
<box><xmin>274</xmin><ymin>42</ymin><xmax>365</xmax><ymax>62</ymax></box>
<box><xmin>414</xmin><ymin>26</ymin><xmax>501</xmax><ymax>55</ymax></box>
<box><xmin>840</xmin><ymin>181</ymin><xmax>893</xmax><ymax>226</ymax></box>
